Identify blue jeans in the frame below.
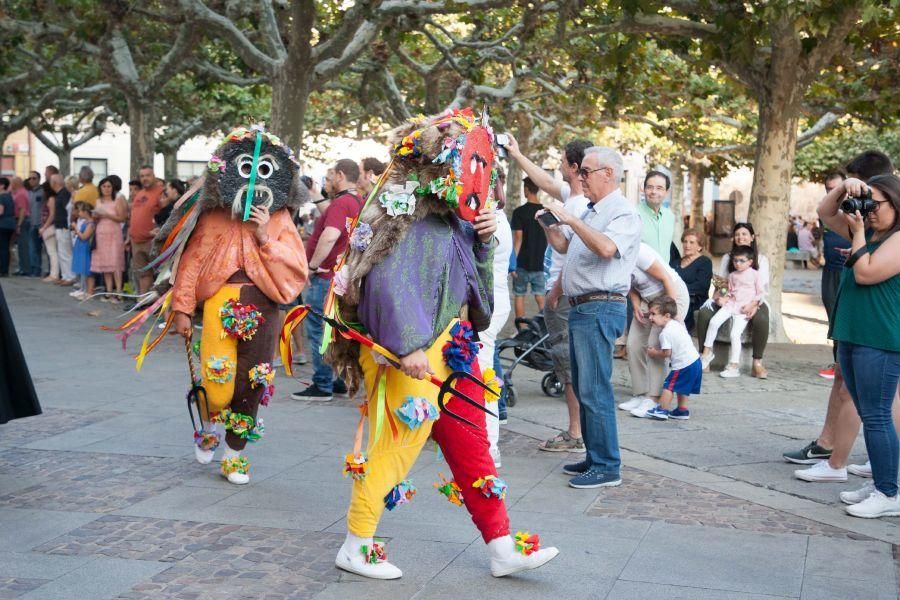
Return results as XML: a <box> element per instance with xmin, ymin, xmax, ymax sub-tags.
<box><xmin>304</xmin><ymin>275</ymin><xmax>335</xmax><ymax>392</ymax></box>
<box><xmin>568</xmin><ymin>299</ymin><xmax>626</xmax><ymax>474</ymax></box>
<box><xmin>838</xmin><ymin>342</ymin><xmax>900</xmax><ymax>497</ymax></box>
<box><xmin>16</xmin><ymin>221</ymin><xmax>32</xmax><ymax>274</ymax></box>
<box><xmin>29</xmin><ymin>225</ymin><xmax>43</xmax><ymax>276</ymax></box>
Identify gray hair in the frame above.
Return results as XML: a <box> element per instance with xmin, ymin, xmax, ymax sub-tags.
<box><xmin>79</xmin><ymin>165</ymin><xmax>94</xmax><ymax>182</ymax></box>
<box><xmin>584</xmin><ymin>146</ymin><xmax>624</xmax><ymax>182</ymax></box>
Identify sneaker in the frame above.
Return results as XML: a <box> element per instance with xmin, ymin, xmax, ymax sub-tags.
<box><xmin>644</xmin><ymin>405</ymin><xmax>670</xmax><ymax>420</ymax></box>
<box><xmin>568</xmin><ymin>468</ymin><xmax>622</xmax><ymax>489</ymax></box>
<box><xmin>700</xmin><ymin>352</ymin><xmax>715</xmax><ymax>370</ymax></box>
<box><xmin>847</xmin><ymin>461</ymin><xmax>872</xmax><ymax>478</ymax></box>
<box><xmin>783</xmin><ymin>440</ymin><xmax>832</xmax><ymax>465</ymax></box>
<box><xmin>538</xmin><ymin>432</ymin><xmax>585</xmax><ymax>453</ymax></box>
<box><xmin>618</xmin><ymin>396</ymin><xmax>647</xmax><ymax>411</ymax></box>
<box><xmin>291</xmin><ymin>384</ymin><xmax>333</xmax><ymax>402</ymax></box>
<box><xmin>332</xmin><ymin>379</ymin><xmax>348</xmax><ymax>395</ymax></box>
<box><xmin>498</xmin><ymin>410</ymin><xmax>508</xmax><ymax>425</ymax></box>
<box><xmin>669</xmin><ymin>407</ymin><xmax>691</xmax><ymax>420</ymax></box>
<box><xmin>794</xmin><ymin>460</ymin><xmax>847</xmax><ymax>482</ymax></box>
<box><xmin>293</xmin><ymin>353</ymin><xmax>309</xmax><ymax>365</ymax></box>
<box><xmin>563</xmin><ymin>459</ymin><xmax>590</xmax><ymax>476</ymax></box>
<box><xmin>627</xmin><ymin>397</ymin><xmax>656</xmax><ymax>418</ymax></box>
<box><xmin>719</xmin><ymin>366</ymin><xmax>740</xmax><ymax>378</ymax></box>
<box><xmin>840</xmin><ymin>481</ymin><xmax>876</xmax><ymax>505</ymax></box>
<box><xmin>845</xmin><ymin>489</ymin><xmax>900</xmax><ymax>518</ymax></box>
<box><xmin>818</xmin><ymin>365</ymin><xmax>835</xmax><ymax>379</ymax></box>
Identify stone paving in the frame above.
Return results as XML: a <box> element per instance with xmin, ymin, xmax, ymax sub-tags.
<box><xmin>2</xmin><ymin>276</ymin><xmax>900</xmax><ymax>599</ymax></box>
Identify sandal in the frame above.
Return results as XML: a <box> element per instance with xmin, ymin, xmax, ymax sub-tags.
<box><xmin>538</xmin><ymin>431</ymin><xmax>585</xmax><ymax>453</ymax></box>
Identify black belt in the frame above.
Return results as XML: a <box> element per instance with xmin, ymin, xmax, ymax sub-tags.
<box><xmin>569</xmin><ymin>291</ymin><xmax>626</xmax><ymax>306</ymax></box>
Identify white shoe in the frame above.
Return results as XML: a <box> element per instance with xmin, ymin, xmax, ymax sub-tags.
<box><xmin>226</xmin><ymin>471</ymin><xmax>249</xmax><ymax>485</ymax></box>
<box><xmin>794</xmin><ymin>461</ymin><xmax>847</xmax><ymax>482</ymax></box>
<box><xmin>628</xmin><ymin>397</ymin><xmax>657</xmax><ymax>419</ymax></box>
<box><xmin>845</xmin><ymin>489</ymin><xmax>900</xmax><ymax>518</ymax></box>
<box><xmin>700</xmin><ymin>352</ymin><xmax>715</xmax><ymax>370</ymax></box>
<box><xmin>618</xmin><ymin>396</ymin><xmax>647</xmax><ymax>411</ymax></box>
<box><xmin>335</xmin><ymin>533</ymin><xmax>402</xmax><ymax>579</ymax></box>
<box><xmin>847</xmin><ymin>460</ymin><xmax>872</xmax><ymax>478</ymax></box>
<box><xmin>194</xmin><ymin>445</ymin><xmax>215</xmax><ymax>464</ymax></box>
<box><xmin>490</xmin><ymin>448</ymin><xmax>502</xmax><ymax>469</ymax></box>
<box><xmin>488</xmin><ymin>534</ymin><xmax>559</xmax><ymax>577</ymax></box>
<box><xmin>719</xmin><ymin>366</ymin><xmax>740</xmax><ymax>378</ymax></box>
<box><xmin>840</xmin><ymin>481</ymin><xmax>876</xmax><ymax>505</ymax></box>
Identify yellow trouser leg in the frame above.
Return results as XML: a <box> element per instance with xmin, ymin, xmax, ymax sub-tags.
<box><xmin>346</xmin><ymin>322</ymin><xmax>455</xmax><ymax>538</ymax></box>
<box><xmin>199</xmin><ymin>286</ymin><xmax>240</xmax><ymax>415</ymax></box>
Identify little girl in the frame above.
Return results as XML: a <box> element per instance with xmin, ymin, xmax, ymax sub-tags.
<box><xmin>69</xmin><ymin>202</ymin><xmax>95</xmax><ymax>301</ymax></box>
<box><xmin>700</xmin><ymin>245</ymin><xmax>764</xmax><ymax>378</ymax></box>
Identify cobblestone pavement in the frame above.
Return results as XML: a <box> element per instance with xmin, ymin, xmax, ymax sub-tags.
<box><xmin>3</xmin><ymin>277</ymin><xmax>900</xmax><ymax>599</ymax></box>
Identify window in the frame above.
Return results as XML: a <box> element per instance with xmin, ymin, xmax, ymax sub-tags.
<box><xmin>73</xmin><ymin>158</ymin><xmax>108</xmax><ymax>180</ymax></box>
<box><xmin>177</xmin><ymin>161</ymin><xmax>207</xmax><ymax>181</ymax></box>
<box><xmin>0</xmin><ymin>155</ymin><xmax>14</xmax><ymax>175</ymax></box>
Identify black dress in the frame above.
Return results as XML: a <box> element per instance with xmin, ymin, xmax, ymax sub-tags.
<box><xmin>671</xmin><ymin>255</ymin><xmax>713</xmax><ymax>334</ymax></box>
<box><xmin>0</xmin><ymin>284</ymin><xmax>41</xmax><ymax>424</ymax></box>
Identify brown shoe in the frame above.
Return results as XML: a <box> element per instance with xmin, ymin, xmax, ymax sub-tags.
<box><xmin>751</xmin><ymin>360</ymin><xmax>768</xmax><ymax>379</ymax></box>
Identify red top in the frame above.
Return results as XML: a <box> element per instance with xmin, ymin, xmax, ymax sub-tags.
<box><xmin>12</xmin><ymin>188</ymin><xmax>29</xmax><ymax>218</ymax></box>
<box><xmin>304</xmin><ymin>191</ymin><xmax>362</xmax><ymax>280</ymax></box>
<box><xmin>128</xmin><ymin>182</ymin><xmax>165</xmax><ymax>243</ymax></box>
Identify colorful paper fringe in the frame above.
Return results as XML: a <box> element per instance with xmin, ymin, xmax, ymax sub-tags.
<box><xmin>384</xmin><ymin>480</ymin><xmax>417</xmax><ymax>511</ymax></box>
<box><xmin>207</xmin><ymin>154</ymin><xmax>226</xmax><ymax>174</ymax></box>
<box><xmin>482</xmin><ymin>367</ymin><xmax>502</xmax><ymax>399</ymax></box>
<box><xmin>349</xmin><ymin>222</ymin><xmax>373</xmax><ymax>252</ymax></box>
<box><xmin>514</xmin><ymin>531</ymin><xmax>540</xmax><ymax>556</ymax></box>
<box><xmin>395</xmin><ymin>396</ymin><xmax>439</xmax><ymax>430</ymax></box>
<box><xmin>248</xmin><ymin>363</ymin><xmax>275</xmax><ymax>388</ymax></box>
<box><xmin>219</xmin><ymin>299</ymin><xmax>265</xmax><ymax>341</ymax></box>
<box><xmin>361</xmin><ymin>541</ymin><xmax>387</xmax><ymax>564</ymax></box>
<box><xmin>259</xmin><ymin>384</ymin><xmax>275</xmax><ymax>407</ymax></box>
<box><xmin>343</xmin><ymin>452</ymin><xmax>369</xmax><ymax>480</ymax></box>
<box><xmin>379</xmin><ymin>180</ymin><xmax>418</xmax><ymax>217</ymax></box>
<box><xmin>434</xmin><ymin>472</ymin><xmax>464</xmax><ymax>506</ymax></box>
<box><xmin>193</xmin><ymin>429</ymin><xmax>221</xmax><ymax>452</ymax></box>
<box><xmin>206</xmin><ymin>356</ymin><xmax>235</xmax><ymax>383</ymax></box>
<box><xmin>222</xmin><ymin>410</ymin><xmax>264</xmax><ymax>442</ymax></box>
<box><xmin>221</xmin><ymin>456</ymin><xmax>250</xmax><ymax>476</ymax></box>
<box><xmin>472</xmin><ymin>475</ymin><xmax>507</xmax><ymax>500</ymax></box>
<box><xmin>441</xmin><ymin>321</ymin><xmax>479</xmax><ymax>372</ymax></box>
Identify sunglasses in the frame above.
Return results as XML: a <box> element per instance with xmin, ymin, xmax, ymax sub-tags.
<box><xmin>577</xmin><ymin>166</ymin><xmax>611</xmax><ymax>178</ymax></box>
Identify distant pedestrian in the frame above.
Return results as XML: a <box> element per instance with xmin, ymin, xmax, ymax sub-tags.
<box><xmin>73</xmin><ymin>166</ymin><xmax>98</xmax><ymax>208</ymax></box>
<box><xmin>0</xmin><ymin>177</ymin><xmax>14</xmax><ymax>277</ymax></box>
<box><xmin>51</xmin><ymin>175</ymin><xmax>75</xmax><ymax>285</ymax></box>
<box><xmin>511</xmin><ymin>177</ymin><xmax>547</xmax><ymax>320</ymax></box>
<box><xmin>69</xmin><ymin>202</ymin><xmax>95</xmax><ymax>300</ymax></box>
<box><xmin>90</xmin><ymin>177</ymin><xmax>128</xmax><ymax>302</ymax></box>
<box><xmin>10</xmin><ymin>177</ymin><xmax>30</xmax><ymax>276</ymax></box>
<box><xmin>26</xmin><ymin>171</ymin><xmax>45</xmax><ymax>276</ymax></box>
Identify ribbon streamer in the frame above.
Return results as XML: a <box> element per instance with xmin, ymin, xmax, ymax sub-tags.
<box><xmin>243</xmin><ymin>129</ymin><xmax>264</xmax><ymax>222</ymax></box>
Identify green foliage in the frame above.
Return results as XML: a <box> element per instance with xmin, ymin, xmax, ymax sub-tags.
<box><xmin>794</xmin><ymin>119</ymin><xmax>900</xmax><ymax>182</ymax></box>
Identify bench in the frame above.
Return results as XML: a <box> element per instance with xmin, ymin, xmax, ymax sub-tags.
<box><xmin>785</xmin><ymin>250</ymin><xmax>811</xmax><ymax>269</ymax></box>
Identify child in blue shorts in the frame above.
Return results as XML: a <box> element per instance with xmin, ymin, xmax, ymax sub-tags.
<box><xmin>642</xmin><ymin>295</ymin><xmax>702</xmax><ymax>420</ymax></box>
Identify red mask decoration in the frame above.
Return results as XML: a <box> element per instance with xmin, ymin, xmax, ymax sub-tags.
<box><xmin>456</xmin><ymin>126</ymin><xmax>495</xmax><ymax>222</ymax></box>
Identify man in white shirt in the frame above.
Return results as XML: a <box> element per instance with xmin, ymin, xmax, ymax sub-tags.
<box><xmin>505</xmin><ymin>135</ymin><xmax>592</xmax><ymax>454</ymax></box>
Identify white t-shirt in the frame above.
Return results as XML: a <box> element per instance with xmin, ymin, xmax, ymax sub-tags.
<box><xmin>492</xmin><ymin>209</ymin><xmax>513</xmax><ymax>317</ymax></box>
<box><xmin>659</xmin><ymin>319</ymin><xmax>700</xmax><ymax>370</ymax></box>
<box><xmin>545</xmin><ymin>181</ymin><xmax>590</xmax><ymax>292</ymax></box>
<box><xmin>631</xmin><ymin>242</ymin><xmax>682</xmax><ymax>299</ymax></box>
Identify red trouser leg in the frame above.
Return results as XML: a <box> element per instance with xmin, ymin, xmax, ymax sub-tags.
<box><xmin>430</xmin><ymin>362</ymin><xmax>511</xmax><ymax>543</ymax></box>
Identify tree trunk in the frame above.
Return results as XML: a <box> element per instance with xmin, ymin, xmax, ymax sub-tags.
<box><xmin>127</xmin><ymin>98</ymin><xmax>156</xmax><ymax>179</ymax></box>
<box><xmin>271</xmin><ymin>66</ymin><xmax>312</xmax><ymax>152</ymax></box>
<box><xmin>669</xmin><ymin>159</ymin><xmax>684</xmax><ymax>251</ymax></box>
<box><xmin>57</xmin><ymin>148</ymin><xmax>72</xmax><ymax>178</ymax></box>
<box><xmin>163</xmin><ymin>150</ymin><xmax>178</xmax><ymax>180</ymax></box>
<box><xmin>688</xmin><ymin>162</ymin><xmax>705</xmax><ymax>236</ymax></box>
<box><xmin>747</xmin><ymin>96</ymin><xmax>801</xmax><ymax>343</ymax></box>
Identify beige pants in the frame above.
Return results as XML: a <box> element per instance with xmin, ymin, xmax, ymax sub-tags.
<box><xmin>627</xmin><ymin>280</ymin><xmax>690</xmax><ymax>398</ymax></box>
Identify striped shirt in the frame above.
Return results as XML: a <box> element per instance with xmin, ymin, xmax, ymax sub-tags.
<box><xmin>561</xmin><ymin>189</ymin><xmax>642</xmax><ymax>297</ymax></box>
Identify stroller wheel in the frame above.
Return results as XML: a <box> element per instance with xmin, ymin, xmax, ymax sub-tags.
<box><xmin>542</xmin><ymin>372</ymin><xmax>564</xmax><ymax>397</ymax></box>
<box><xmin>506</xmin><ymin>385</ymin><xmax>517</xmax><ymax>407</ymax></box>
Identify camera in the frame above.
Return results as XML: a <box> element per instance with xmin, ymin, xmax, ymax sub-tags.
<box><xmin>841</xmin><ymin>190</ymin><xmax>876</xmax><ymax>216</ymax></box>
<box><xmin>495</xmin><ymin>133</ymin><xmax>509</xmax><ymax>158</ymax></box>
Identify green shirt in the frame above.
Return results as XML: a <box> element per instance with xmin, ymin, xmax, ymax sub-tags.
<box><xmin>830</xmin><ymin>237</ymin><xmax>900</xmax><ymax>352</ymax></box>
<box><xmin>638</xmin><ymin>201</ymin><xmax>676</xmax><ymax>259</ymax></box>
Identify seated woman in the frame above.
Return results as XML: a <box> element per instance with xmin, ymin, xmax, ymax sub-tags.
<box><xmin>671</xmin><ymin>228</ymin><xmax>712</xmax><ymax>334</ymax></box>
<box><xmin>695</xmin><ymin>222</ymin><xmax>770</xmax><ymax>378</ymax></box>
<box><xmin>618</xmin><ymin>243</ymin><xmax>690</xmax><ymax>417</ymax></box>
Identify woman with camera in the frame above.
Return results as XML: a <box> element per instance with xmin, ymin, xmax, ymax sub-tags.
<box><xmin>818</xmin><ymin>174</ymin><xmax>900</xmax><ymax>518</ymax></box>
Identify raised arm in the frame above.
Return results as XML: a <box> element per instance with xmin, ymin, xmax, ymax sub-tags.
<box><xmin>505</xmin><ymin>133</ymin><xmax>565</xmax><ymax>201</ymax></box>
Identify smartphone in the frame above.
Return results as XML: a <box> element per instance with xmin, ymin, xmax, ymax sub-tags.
<box><xmin>496</xmin><ymin>133</ymin><xmax>509</xmax><ymax>147</ymax></box>
<box><xmin>537</xmin><ymin>211</ymin><xmax>560</xmax><ymax>227</ymax></box>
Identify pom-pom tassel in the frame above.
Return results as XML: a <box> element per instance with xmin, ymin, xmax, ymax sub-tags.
<box><xmin>472</xmin><ymin>475</ymin><xmax>507</xmax><ymax>500</ymax></box>
<box><xmin>343</xmin><ymin>452</ymin><xmax>369</xmax><ymax>480</ymax></box>
<box><xmin>361</xmin><ymin>541</ymin><xmax>387</xmax><ymax>564</ymax></box>
<box><xmin>434</xmin><ymin>472</ymin><xmax>464</xmax><ymax>506</ymax></box>
<box><xmin>384</xmin><ymin>480</ymin><xmax>417</xmax><ymax>511</ymax></box>
<box><xmin>395</xmin><ymin>396</ymin><xmax>439</xmax><ymax>430</ymax></box>
<box><xmin>515</xmin><ymin>531</ymin><xmax>540</xmax><ymax>555</ymax></box>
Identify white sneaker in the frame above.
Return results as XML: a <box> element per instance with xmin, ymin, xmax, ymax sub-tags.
<box><xmin>628</xmin><ymin>397</ymin><xmax>657</xmax><ymax>419</ymax></box>
<box><xmin>488</xmin><ymin>534</ymin><xmax>559</xmax><ymax>577</ymax></box>
<box><xmin>618</xmin><ymin>396</ymin><xmax>647</xmax><ymax>411</ymax></box>
<box><xmin>840</xmin><ymin>481</ymin><xmax>876</xmax><ymax>505</ymax></box>
<box><xmin>794</xmin><ymin>461</ymin><xmax>847</xmax><ymax>482</ymax></box>
<box><xmin>719</xmin><ymin>366</ymin><xmax>740</xmax><ymax>378</ymax></box>
<box><xmin>847</xmin><ymin>461</ymin><xmax>872</xmax><ymax>478</ymax></box>
<box><xmin>194</xmin><ymin>445</ymin><xmax>215</xmax><ymax>464</ymax></box>
<box><xmin>700</xmin><ymin>352</ymin><xmax>715</xmax><ymax>370</ymax></box>
<box><xmin>845</xmin><ymin>489</ymin><xmax>900</xmax><ymax>518</ymax></box>
<box><xmin>335</xmin><ymin>533</ymin><xmax>402</xmax><ymax>579</ymax></box>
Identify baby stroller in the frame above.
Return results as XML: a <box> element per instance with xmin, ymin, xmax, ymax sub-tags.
<box><xmin>495</xmin><ymin>314</ymin><xmax>564</xmax><ymax>406</ymax></box>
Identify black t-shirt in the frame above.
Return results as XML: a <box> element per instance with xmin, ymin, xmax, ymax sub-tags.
<box><xmin>510</xmin><ymin>202</ymin><xmax>548</xmax><ymax>272</ymax></box>
<box><xmin>53</xmin><ymin>188</ymin><xmax>71</xmax><ymax>229</ymax></box>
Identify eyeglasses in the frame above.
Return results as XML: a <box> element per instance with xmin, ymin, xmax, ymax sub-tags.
<box><xmin>577</xmin><ymin>166</ymin><xmax>611</xmax><ymax>178</ymax></box>
<box><xmin>27</xmin><ymin>176</ymin><xmax>38</xmax><ymax>180</ymax></box>
<box><xmin>732</xmin><ymin>258</ymin><xmax>751</xmax><ymax>264</ymax></box>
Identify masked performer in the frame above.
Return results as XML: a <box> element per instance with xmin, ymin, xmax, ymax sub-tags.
<box><xmin>321</xmin><ymin>109</ymin><xmax>558</xmax><ymax>579</ymax></box>
<box><xmin>148</xmin><ymin>125</ymin><xmax>308</xmax><ymax>485</ymax></box>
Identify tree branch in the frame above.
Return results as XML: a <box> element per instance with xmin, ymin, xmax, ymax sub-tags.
<box><xmin>189</xmin><ymin>59</ymin><xmax>267</xmax><ymax>85</ymax></box>
<box><xmin>313</xmin><ymin>20</ymin><xmax>381</xmax><ymax>82</ymax></box>
<box><xmin>148</xmin><ymin>21</ymin><xmax>198</xmax><ymax>90</ymax></box>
